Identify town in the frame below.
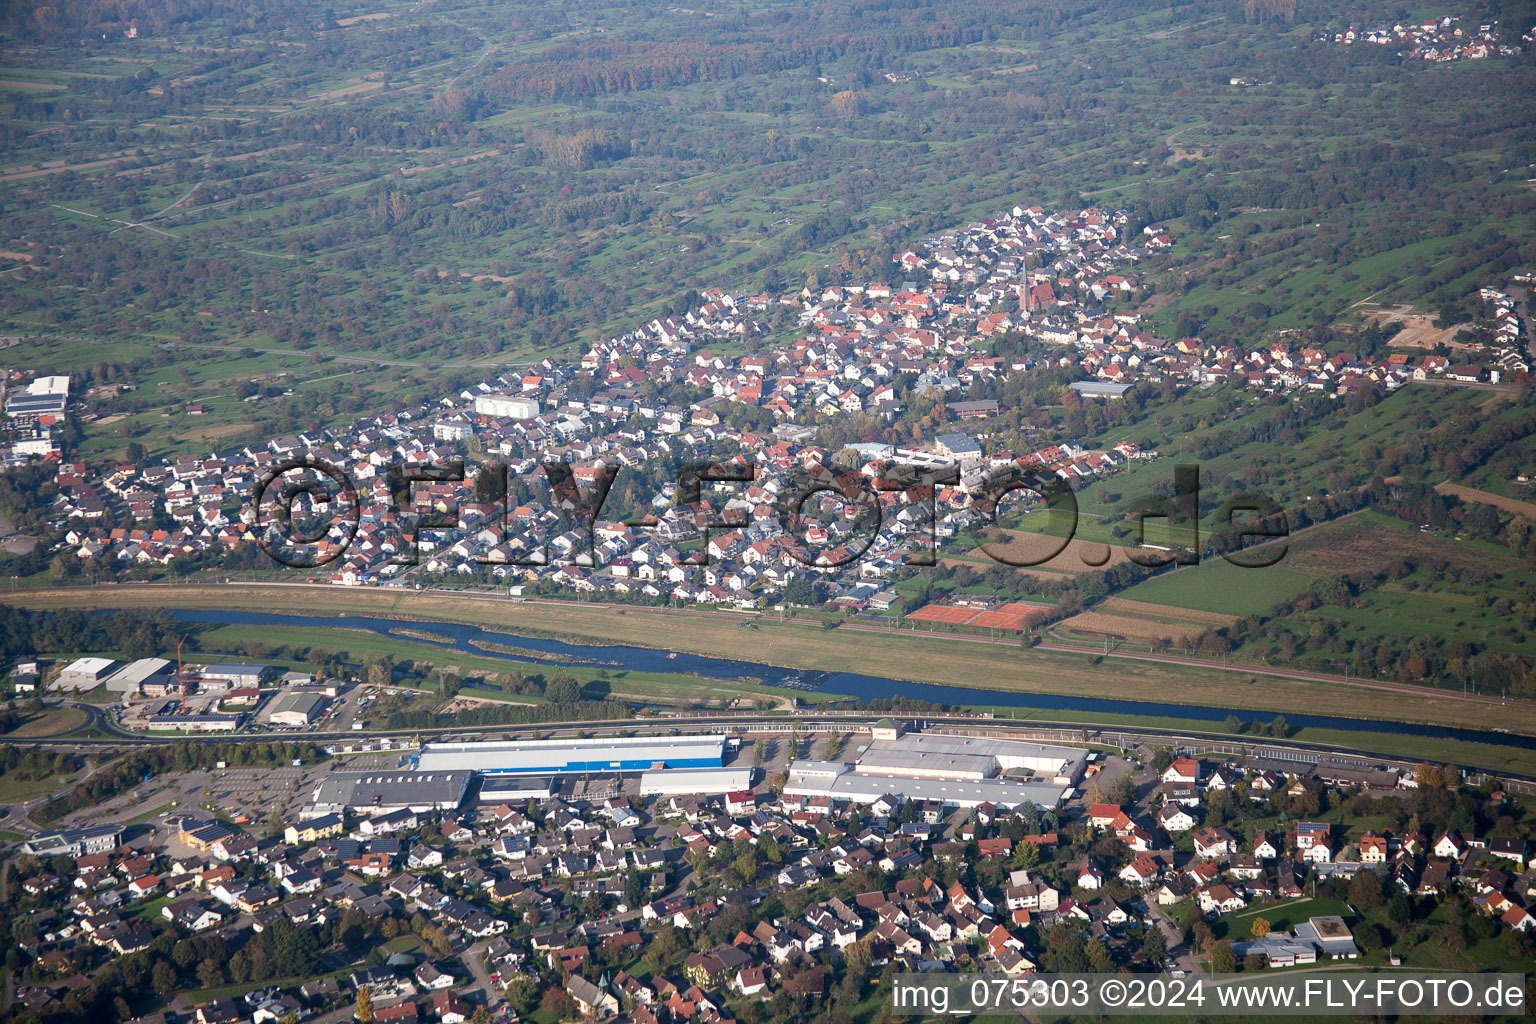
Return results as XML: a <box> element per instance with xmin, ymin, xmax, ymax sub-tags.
<box><xmin>1316</xmin><ymin>16</ymin><xmax>1529</xmax><ymax>62</ymax></box>
<box><xmin>5</xmin><ymin>716</ymin><xmax>1535</xmax><ymax>1024</ymax></box>
<box><xmin>3</xmin><ymin>198</ymin><xmax>1529</xmax><ymax>615</ymax></box>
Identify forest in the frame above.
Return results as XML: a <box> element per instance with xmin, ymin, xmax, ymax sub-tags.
<box><xmin>1</xmin><ymin>0</ymin><xmax>1533</xmax><ymax>381</ymax></box>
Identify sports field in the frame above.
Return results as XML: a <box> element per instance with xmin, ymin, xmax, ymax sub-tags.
<box><xmin>906</xmin><ymin>601</ymin><xmax>1048</xmax><ymax>631</ymax></box>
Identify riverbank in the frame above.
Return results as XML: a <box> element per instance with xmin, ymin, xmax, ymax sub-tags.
<box><xmin>10</xmin><ymin>584</ymin><xmax>1533</xmax><ymax>738</ymax></box>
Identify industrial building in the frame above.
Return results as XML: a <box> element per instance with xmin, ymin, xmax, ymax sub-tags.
<box><xmin>4</xmin><ymin>375</ymin><xmax>69</xmax><ymax>422</ymax></box>
<box><xmin>145</xmin><ymin>711</ymin><xmax>244</xmax><ymax>732</ymax></box>
<box><xmin>856</xmin><ymin>733</ymin><xmax>1086</xmax><ymax>785</ymax></box>
<box><xmin>783</xmin><ymin>760</ymin><xmax>1068</xmax><ymax>811</ymax></box>
<box><xmin>477</xmin><ymin>776</ymin><xmax>556</xmax><ymax>803</ymax></box>
<box><xmin>103</xmin><ymin>657</ymin><xmax>173</xmax><ymax>695</ymax></box>
<box><xmin>196</xmin><ymin>663</ymin><xmax>275</xmax><ymax>691</ymax></box>
<box><xmin>414</xmin><ymin>734</ymin><xmax>728</xmax><ymax>775</ymax></box>
<box><xmin>269</xmin><ymin>691</ymin><xmax>326</xmax><ymax>727</ymax></box>
<box><xmin>781</xmin><ymin>732</ymin><xmax>1084</xmax><ymax>811</ymax></box>
<box><xmin>474</xmin><ymin>393</ymin><xmax>540</xmax><ymax>420</ymax></box>
<box><xmin>1068</xmin><ymin>380</ymin><xmax>1134</xmax><ymax>399</ymax></box>
<box><xmin>25</xmin><ymin>824</ymin><xmax>124</xmax><ymax>857</ymax></box>
<box><xmin>638</xmin><ymin>767</ymin><xmax>754</xmax><ymax>797</ymax></box>
<box><xmin>306</xmin><ymin>769</ymin><xmax>472</xmax><ymax>818</ymax></box>
<box><xmin>55</xmin><ymin>657</ymin><xmax>121</xmax><ymax>691</ymax></box>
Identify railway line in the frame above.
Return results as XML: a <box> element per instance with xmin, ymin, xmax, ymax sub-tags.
<box><xmin>16</xmin><ymin>700</ymin><xmax>1536</xmax><ymax>791</ymax></box>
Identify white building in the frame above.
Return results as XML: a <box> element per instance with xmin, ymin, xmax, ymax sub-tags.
<box><xmin>55</xmin><ymin>657</ymin><xmax>121</xmax><ymax>691</ymax></box>
<box><xmin>474</xmin><ymin>393</ymin><xmax>541</xmax><ymax>420</ymax></box>
<box><xmin>638</xmin><ymin>767</ymin><xmax>754</xmax><ymax>796</ymax></box>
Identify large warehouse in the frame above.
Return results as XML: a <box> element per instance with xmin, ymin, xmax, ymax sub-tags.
<box><xmin>55</xmin><ymin>657</ymin><xmax>121</xmax><ymax>692</ymax></box>
<box><xmin>306</xmin><ymin>769</ymin><xmax>472</xmax><ymax>818</ymax></box>
<box><xmin>783</xmin><ymin>760</ymin><xmax>1069</xmax><ymax>811</ymax></box>
<box><xmin>197</xmin><ymin>663</ymin><xmax>275</xmax><ymax>691</ymax></box>
<box><xmin>856</xmin><ymin>734</ymin><xmax>1086</xmax><ymax>785</ymax></box>
<box><xmin>639</xmin><ymin>767</ymin><xmax>754</xmax><ymax>797</ymax></box>
<box><xmin>103</xmin><ymin>657</ymin><xmax>173</xmax><ymax>696</ymax></box>
<box><xmin>780</xmin><ymin>732</ymin><xmax>1085</xmax><ymax>811</ymax></box>
<box><xmin>414</xmin><ymin>734</ymin><xmax>728</xmax><ymax>775</ymax></box>
<box><xmin>270</xmin><ymin>691</ymin><xmax>326</xmax><ymax>727</ymax></box>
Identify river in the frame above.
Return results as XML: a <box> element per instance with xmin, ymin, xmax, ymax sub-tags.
<box><xmin>169</xmin><ymin>609</ymin><xmax>1535</xmax><ymax>750</ymax></box>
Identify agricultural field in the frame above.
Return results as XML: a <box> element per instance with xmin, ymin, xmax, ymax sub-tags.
<box><xmin>2</xmin><ymin>0</ymin><xmax>1534</xmax><ymax>463</ymax></box>
<box><xmin>1112</xmin><ymin>557</ymin><xmax>1315</xmax><ymax>618</ymax></box>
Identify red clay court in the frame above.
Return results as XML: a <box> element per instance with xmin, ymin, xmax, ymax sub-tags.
<box><xmin>906</xmin><ymin>602</ymin><xmax>1045</xmax><ymax>631</ymax></box>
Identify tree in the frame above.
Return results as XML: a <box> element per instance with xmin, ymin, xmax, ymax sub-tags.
<box><xmin>355</xmin><ymin>987</ymin><xmax>375</xmax><ymax>1023</ymax></box>
<box><xmin>541</xmin><ymin>987</ymin><xmax>577</xmax><ymax>1020</ymax></box>
<box><xmin>151</xmin><ymin>960</ymin><xmax>177</xmax><ymax>998</ymax></box>
<box><xmin>475</xmin><ymin>462</ymin><xmax>506</xmax><ymax>505</ymax></box>
<box><xmin>1348</xmin><ymin>868</ymin><xmax>1384</xmax><ymax>909</ymax></box>
<box><xmin>784</xmin><ymin>576</ymin><xmax>816</xmax><ymax>605</ymax></box>
<box><xmin>1142</xmin><ymin>925</ymin><xmax>1166</xmax><ymax>963</ymax></box>
<box><xmin>1210</xmin><ymin>940</ymin><xmax>1237</xmax><ymax>973</ymax></box>
<box><xmin>1224</xmin><ymin>714</ymin><xmax>1243</xmax><ymax>734</ymax></box>
<box><xmin>367</xmin><ymin>656</ymin><xmax>394</xmax><ymax>688</ymax></box>
<box><xmin>1011</xmin><ymin>840</ymin><xmax>1040</xmax><ymax>870</ymax></box>
<box><xmin>1249</xmin><ymin>917</ymin><xmax>1272</xmax><ymax>939</ymax></box>
<box><xmin>1150</xmin><ymin>747</ymin><xmax>1174</xmax><ymax>773</ymax></box>
<box><xmin>506</xmin><ymin>975</ymin><xmax>539</xmax><ymax>1015</ymax></box>
<box><xmin>545</xmin><ymin>677</ymin><xmax>581</xmax><ymax>703</ymax></box>
<box><xmin>196</xmin><ymin>958</ymin><xmax>224</xmax><ymax>988</ymax></box>
<box><xmin>1086</xmin><ymin>940</ymin><xmax>1115</xmax><ymax>973</ymax></box>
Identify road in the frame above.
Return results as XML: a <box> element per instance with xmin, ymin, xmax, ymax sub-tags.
<box><xmin>8</xmin><ymin>753</ymin><xmax>109</xmax><ymax>832</ymax></box>
<box><xmin>1141</xmin><ymin>898</ymin><xmax>1199</xmax><ymax>975</ymax></box>
<box><xmin>459</xmin><ymin>940</ymin><xmax>504</xmax><ymax>1007</ymax></box>
<box><xmin>0</xmin><ymin>511</ymin><xmax>37</xmax><ymax>555</ymax></box>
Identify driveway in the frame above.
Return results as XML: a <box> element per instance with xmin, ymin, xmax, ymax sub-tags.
<box><xmin>459</xmin><ymin>941</ymin><xmax>504</xmax><ymax>1006</ymax></box>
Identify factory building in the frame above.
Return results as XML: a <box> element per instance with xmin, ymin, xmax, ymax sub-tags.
<box><xmin>103</xmin><ymin>657</ymin><xmax>174</xmax><ymax>696</ymax></box>
<box><xmin>4</xmin><ymin>375</ymin><xmax>70</xmax><ymax>423</ymax></box>
<box><xmin>55</xmin><ymin>657</ymin><xmax>121</xmax><ymax>692</ymax></box>
<box><xmin>145</xmin><ymin>711</ymin><xmax>244</xmax><ymax>732</ymax></box>
<box><xmin>783</xmin><ymin>760</ymin><xmax>1068</xmax><ymax>811</ymax></box>
<box><xmin>414</xmin><ymin>734</ymin><xmax>728</xmax><ymax>775</ymax></box>
<box><xmin>856</xmin><ymin>734</ymin><xmax>1086</xmax><ymax>785</ymax></box>
<box><xmin>781</xmin><ymin>732</ymin><xmax>1085</xmax><ymax>811</ymax></box>
<box><xmin>306</xmin><ymin>769</ymin><xmax>472</xmax><ymax>818</ymax></box>
<box><xmin>196</xmin><ymin>663</ymin><xmax>275</xmax><ymax>692</ymax></box>
<box><xmin>638</xmin><ymin>767</ymin><xmax>755</xmax><ymax>797</ymax></box>
<box><xmin>269</xmin><ymin>691</ymin><xmax>326</xmax><ymax>727</ymax></box>
<box><xmin>477</xmin><ymin>776</ymin><xmax>557</xmax><ymax>803</ymax></box>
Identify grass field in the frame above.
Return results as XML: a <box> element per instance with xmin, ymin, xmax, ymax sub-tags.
<box><xmin>189</xmin><ymin>621</ymin><xmax>831</xmax><ymax>708</ymax></box>
<box><xmin>1</xmin><ymin>706</ymin><xmax>88</xmax><ymax>738</ymax></box>
<box><xmin>1212</xmin><ymin>897</ymin><xmax>1353</xmax><ymax>941</ymax></box>
<box><xmin>8</xmin><ymin>586</ymin><xmax>1536</xmax><ymax>765</ymax></box>
<box><xmin>1115</xmin><ymin>559</ymin><xmax>1314</xmax><ymax>617</ymax></box>
<box><xmin>0</xmin><ymin>767</ymin><xmax>78</xmax><ymax>803</ymax></box>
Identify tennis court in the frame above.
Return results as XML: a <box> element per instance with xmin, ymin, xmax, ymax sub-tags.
<box><xmin>906</xmin><ymin>604</ymin><xmax>985</xmax><ymax>624</ymax></box>
<box><xmin>906</xmin><ymin>601</ymin><xmax>1045</xmax><ymax>631</ymax></box>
